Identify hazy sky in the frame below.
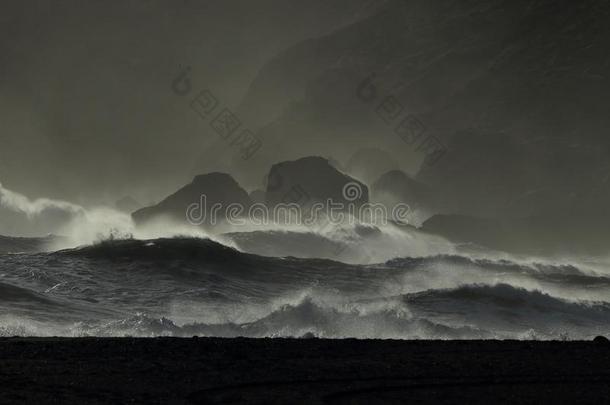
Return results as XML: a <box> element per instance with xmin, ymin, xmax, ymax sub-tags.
<box><xmin>0</xmin><ymin>0</ymin><xmax>379</xmax><ymax>206</ymax></box>
<box><xmin>4</xmin><ymin>0</ymin><xmax>609</xmax><ymax>225</ymax></box>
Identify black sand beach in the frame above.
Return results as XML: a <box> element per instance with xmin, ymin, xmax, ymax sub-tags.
<box><xmin>2</xmin><ymin>338</ymin><xmax>610</xmax><ymax>404</ymax></box>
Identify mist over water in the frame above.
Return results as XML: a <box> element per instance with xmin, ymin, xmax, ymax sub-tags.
<box><xmin>1</xmin><ymin>182</ymin><xmax>610</xmax><ymax>340</ymax></box>
<box><xmin>0</xmin><ymin>181</ymin><xmax>453</xmax><ymax>262</ymax></box>
<box><xmin>0</xmin><ymin>182</ymin><xmax>216</xmax><ymax>249</ymax></box>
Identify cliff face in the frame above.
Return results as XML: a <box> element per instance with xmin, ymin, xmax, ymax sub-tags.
<box><xmin>233</xmin><ymin>0</ymin><xmax>610</xmax><ymax>222</ymax></box>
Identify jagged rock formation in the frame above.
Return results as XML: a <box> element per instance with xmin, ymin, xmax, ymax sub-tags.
<box><xmin>132</xmin><ymin>173</ymin><xmax>252</xmax><ymax>228</ymax></box>
<box><xmin>264</xmin><ymin>156</ymin><xmax>369</xmax><ymax>212</ymax></box>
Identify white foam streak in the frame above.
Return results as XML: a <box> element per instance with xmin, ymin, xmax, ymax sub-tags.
<box><xmin>0</xmin><ymin>183</ymin><xmax>213</xmax><ymax>249</ymax></box>
<box><xmin>0</xmin><ymin>182</ymin><xmax>83</xmax><ymax>218</ymax></box>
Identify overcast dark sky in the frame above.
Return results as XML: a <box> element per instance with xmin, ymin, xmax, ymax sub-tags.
<box><xmin>4</xmin><ymin>0</ymin><xmax>610</xmax><ymax>222</ymax></box>
<box><xmin>0</xmin><ymin>0</ymin><xmax>380</xmax><ymax>206</ymax></box>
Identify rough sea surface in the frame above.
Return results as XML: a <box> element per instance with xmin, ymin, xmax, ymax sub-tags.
<box><xmin>2</xmin><ymin>236</ymin><xmax>610</xmax><ymax>339</ymax></box>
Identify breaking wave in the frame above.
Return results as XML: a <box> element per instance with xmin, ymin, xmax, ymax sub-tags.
<box><xmin>1</xmin><ymin>237</ymin><xmax>610</xmax><ymax>340</ymax></box>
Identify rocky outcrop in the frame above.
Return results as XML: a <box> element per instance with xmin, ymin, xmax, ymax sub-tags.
<box><xmin>264</xmin><ymin>156</ymin><xmax>369</xmax><ymax>211</ymax></box>
<box><xmin>132</xmin><ymin>173</ymin><xmax>252</xmax><ymax>228</ymax></box>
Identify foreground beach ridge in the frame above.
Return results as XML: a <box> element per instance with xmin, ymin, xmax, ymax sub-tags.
<box><xmin>2</xmin><ymin>337</ymin><xmax>610</xmax><ymax>404</ymax></box>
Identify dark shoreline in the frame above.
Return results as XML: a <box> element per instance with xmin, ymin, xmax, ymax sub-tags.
<box><xmin>1</xmin><ymin>338</ymin><xmax>610</xmax><ymax>404</ymax></box>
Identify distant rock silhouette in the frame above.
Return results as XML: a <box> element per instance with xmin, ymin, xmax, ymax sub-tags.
<box><xmin>594</xmin><ymin>336</ymin><xmax>609</xmax><ymax>344</ymax></box>
<box><xmin>265</xmin><ymin>156</ymin><xmax>369</xmax><ymax>211</ymax></box>
<box><xmin>132</xmin><ymin>173</ymin><xmax>252</xmax><ymax>228</ymax></box>
<box><xmin>371</xmin><ymin>170</ymin><xmax>437</xmax><ymax>225</ymax></box>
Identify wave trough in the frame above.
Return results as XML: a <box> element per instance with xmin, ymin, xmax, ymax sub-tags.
<box><xmin>1</xmin><ymin>237</ymin><xmax>609</xmax><ymax>339</ymax></box>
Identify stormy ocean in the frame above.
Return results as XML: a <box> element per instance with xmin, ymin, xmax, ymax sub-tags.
<box><xmin>2</xmin><ymin>233</ymin><xmax>609</xmax><ymax>340</ymax></box>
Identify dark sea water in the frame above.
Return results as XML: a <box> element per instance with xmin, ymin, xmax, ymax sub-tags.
<box><xmin>1</xmin><ymin>237</ymin><xmax>610</xmax><ymax>339</ymax></box>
